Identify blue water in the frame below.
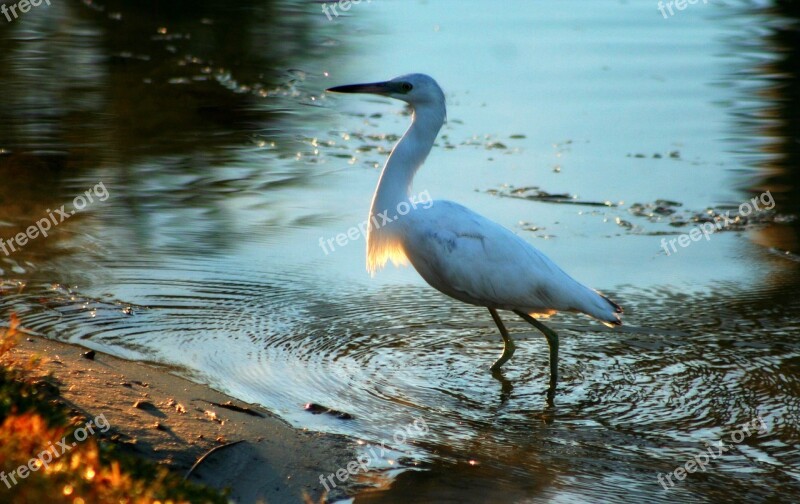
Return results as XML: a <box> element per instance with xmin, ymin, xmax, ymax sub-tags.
<box><xmin>1</xmin><ymin>0</ymin><xmax>799</xmax><ymax>502</ymax></box>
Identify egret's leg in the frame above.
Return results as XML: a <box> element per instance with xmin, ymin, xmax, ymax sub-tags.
<box><xmin>513</xmin><ymin>310</ymin><xmax>559</xmax><ymax>406</ymax></box>
<box><xmin>488</xmin><ymin>308</ymin><xmax>515</xmax><ymax>371</ymax></box>
<box><xmin>491</xmin><ymin>367</ymin><xmax>514</xmax><ymax>405</ymax></box>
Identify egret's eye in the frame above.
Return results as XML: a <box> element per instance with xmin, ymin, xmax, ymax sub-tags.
<box><xmin>400</xmin><ymin>82</ymin><xmax>413</xmax><ymax>92</ymax></box>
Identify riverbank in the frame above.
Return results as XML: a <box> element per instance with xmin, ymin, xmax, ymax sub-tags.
<box><xmin>4</xmin><ymin>327</ymin><xmax>358</xmax><ymax>503</ymax></box>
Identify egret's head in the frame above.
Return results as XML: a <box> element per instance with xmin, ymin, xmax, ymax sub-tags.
<box><xmin>327</xmin><ymin>73</ymin><xmax>445</xmax><ymax>109</ymax></box>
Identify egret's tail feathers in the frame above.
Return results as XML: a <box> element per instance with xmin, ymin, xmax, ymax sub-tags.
<box><xmin>597</xmin><ymin>291</ymin><xmax>623</xmax><ymax>327</ymax></box>
<box><xmin>582</xmin><ymin>289</ymin><xmax>623</xmax><ymax>327</ymax></box>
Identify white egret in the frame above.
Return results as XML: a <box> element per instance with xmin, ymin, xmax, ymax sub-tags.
<box><xmin>327</xmin><ymin>74</ymin><xmax>622</xmax><ymax>405</ymax></box>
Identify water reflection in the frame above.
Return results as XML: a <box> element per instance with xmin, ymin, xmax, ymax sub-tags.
<box><xmin>0</xmin><ymin>0</ymin><xmax>323</xmax><ymax>154</ymax></box>
<box><xmin>723</xmin><ymin>1</ymin><xmax>800</xmax><ymax>254</ymax></box>
<box><xmin>0</xmin><ymin>0</ymin><xmax>336</xmax><ymax>270</ymax></box>
<box><xmin>1</xmin><ymin>0</ymin><xmax>800</xmax><ymax>502</ymax></box>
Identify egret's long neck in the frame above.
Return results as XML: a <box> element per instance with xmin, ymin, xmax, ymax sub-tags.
<box><xmin>370</xmin><ymin>103</ymin><xmax>445</xmax><ymax>215</ymax></box>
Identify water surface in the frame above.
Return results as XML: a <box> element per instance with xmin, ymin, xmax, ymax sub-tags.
<box><xmin>1</xmin><ymin>0</ymin><xmax>799</xmax><ymax>502</ymax></box>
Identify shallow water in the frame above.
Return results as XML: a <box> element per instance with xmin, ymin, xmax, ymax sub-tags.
<box><xmin>1</xmin><ymin>0</ymin><xmax>800</xmax><ymax>502</ymax></box>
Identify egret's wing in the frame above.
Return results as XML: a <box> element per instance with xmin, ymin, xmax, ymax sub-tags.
<box><xmin>400</xmin><ymin>201</ymin><xmax>621</xmax><ymax>323</ymax></box>
<box><xmin>401</xmin><ymin>201</ymin><xmax>564</xmax><ymax>307</ymax></box>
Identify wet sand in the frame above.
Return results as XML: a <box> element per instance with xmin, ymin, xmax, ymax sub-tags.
<box><xmin>9</xmin><ymin>333</ymin><xmax>358</xmax><ymax>503</ymax></box>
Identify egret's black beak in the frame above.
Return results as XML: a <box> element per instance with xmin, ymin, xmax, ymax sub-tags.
<box><xmin>326</xmin><ymin>81</ymin><xmax>394</xmax><ymax>95</ymax></box>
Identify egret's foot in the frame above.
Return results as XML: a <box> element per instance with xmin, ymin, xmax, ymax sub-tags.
<box><xmin>542</xmin><ymin>325</ymin><xmax>558</xmax><ymax>406</ymax></box>
<box><xmin>513</xmin><ymin>310</ymin><xmax>559</xmax><ymax>406</ymax></box>
<box><xmin>546</xmin><ymin>384</ymin><xmax>556</xmax><ymax>408</ymax></box>
<box><xmin>491</xmin><ymin>368</ymin><xmax>514</xmax><ymax>404</ymax></box>
<box><xmin>489</xmin><ymin>338</ymin><xmax>516</xmax><ymax>371</ymax></box>
<box><xmin>544</xmin><ymin>327</ymin><xmax>558</xmax><ymax>406</ymax></box>
<box><xmin>488</xmin><ymin>308</ymin><xmax>516</xmax><ymax>371</ymax></box>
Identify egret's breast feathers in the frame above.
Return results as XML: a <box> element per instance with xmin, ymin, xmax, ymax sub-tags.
<box><xmin>366</xmin><ymin>225</ymin><xmax>408</xmax><ymax>275</ymax></box>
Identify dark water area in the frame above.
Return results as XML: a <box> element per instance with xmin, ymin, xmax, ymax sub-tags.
<box><xmin>1</xmin><ymin>0</ymin><xmax>800</xmax><ymax>502</ymax></box>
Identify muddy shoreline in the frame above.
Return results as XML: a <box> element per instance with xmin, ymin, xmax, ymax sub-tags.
<box><xmin>10</xmin><ymin>332</ymin><xmax>360</xmax><ymax>503</ymax></box>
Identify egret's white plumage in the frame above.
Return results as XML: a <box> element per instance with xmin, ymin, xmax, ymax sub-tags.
<box><xmin>328</xmin><ymin>73</ymin><xmax>622</xmax><ymax>403</ymax></box>
<box><xmin>400</xmin><ymin>199</ymin><xmax>621</xmax><ymax>323</ymax></box>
